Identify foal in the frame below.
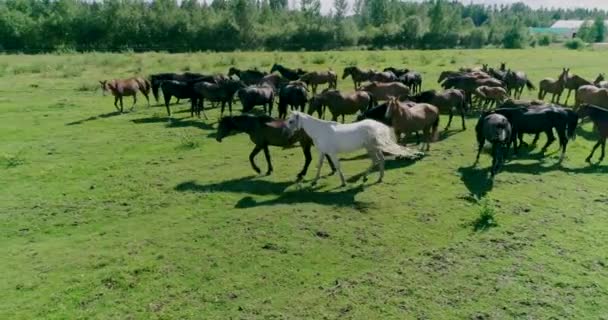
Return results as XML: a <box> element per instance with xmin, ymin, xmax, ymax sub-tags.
<box><xmin>100</xmin><ymin>78</ymin><xmax>151</xmax><ymax>113</ymax></box>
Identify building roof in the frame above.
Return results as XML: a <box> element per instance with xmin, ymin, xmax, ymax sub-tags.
<box><xmin>551</xmin><ymin>20</ymin><xmax>608</xmax><ymax>29</ymax></box>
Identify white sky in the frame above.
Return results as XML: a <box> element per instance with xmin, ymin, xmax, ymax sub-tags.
<box><xmin>316</xmin><ymin>0</ymin><xmax>608</xmax><ymax>14</ymax></box>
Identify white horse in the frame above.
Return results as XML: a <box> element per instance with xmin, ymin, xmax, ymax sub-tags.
<box><xmin>282</xmin><ymin>111</ymin><xmax>422</xmax><ymax>186</ymax></box>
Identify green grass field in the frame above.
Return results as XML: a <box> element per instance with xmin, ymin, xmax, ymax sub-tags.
<box><xmin>1</xmin><ymin>48</ymin><xmax>608</xmax><ymax>319</ymax></box>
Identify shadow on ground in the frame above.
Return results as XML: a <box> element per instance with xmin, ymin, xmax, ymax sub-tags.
<box><xmin>175</xmin><ymin>176</ymin><xmax>371</xmax><ymax>209</ymax></box>
<box><xmin>131</xmin><ymin>116</ymin><xmax>215</xmax><ymax>131</ymax></box>
<box><xmin>66</xmin><ymin>111</ymin><xmax>122</xmax><ymax>125</ymax></box>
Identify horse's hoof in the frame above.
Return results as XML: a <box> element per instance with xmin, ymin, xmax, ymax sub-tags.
<box><xmin>266</xmin><ymin>171</ymin><xmax>273</xmax><ymax>176</ymax></box>
<box><xmin>311</xmin><ymin>181</ymin><xmax>318</xmax><ymax>187</ymax></box>
<box><xmin>328</xmin><ymin>171</ymin><xmax>336</xmax><ymax>176</ymax></box>
<box><xmin>376</xmin><ymin>178</ymin><xmax>383</xmax><ymax>184</ymax></box>
<box><xmin>362</xmin><ymin>176</ymin><xmax>368</xmax><ymax>183</ymax></box>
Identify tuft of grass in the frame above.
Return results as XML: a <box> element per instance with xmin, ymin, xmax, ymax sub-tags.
<box><xmin>2</xmin><ymin>152</ymin><xmax>26</xmax><ymax>169</ymax></box>
<box><xmin>311</xmin><ymin>55</ymin><xmax>327</xmax><ymax>65</ymax></box>
<box><xmin>177</xmin><ymin>133</ymin><xmax>200</xmax><ymax>150</ymax></box>
<box><xmin>472</xmin><ymin>198</ymin><xmax>498</xmax><ymax>232</ymax></box>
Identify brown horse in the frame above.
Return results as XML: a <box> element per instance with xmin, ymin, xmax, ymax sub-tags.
<box><xmin>342</xmin><ymin>66</ymin><xmax>374</xmax><ymax>90</ymax></box>
<box><xmin>578</xmin><ymin>104</ymin><xmax>608</xmax><ymax>163</ymax></box>
<box><xmin>307</xmin><ymin>89</ymin><xmax>375</xmax><ymax>122</ymax></box>
<box><xmin>564</xmin><ymin>69</ymin><xmax>593</xmax><ymax>105</ymax></box>
<box><xmin>215</xmin><ymin>114</ymin><xmax>335</xmax><ymax>180</ymax></box>
<box><xmin>505</xmin><ymin>70</ymin><xmax>535</xmax><ymax>99</ymax></box>
<box><xmin>437</xmin><ymin>70</ymin><xmax>490</xmax><ymax>83</ymax></box>
<box><xmin>575</xmin><ymin>85</ymin><xmax>608</xmax><ymax>108</ymax></box>
<box><xmin>411</xmin><ymin>89</ymin><xmax>467</xmax><ymax>130</ymax></box>
<box><xmin>370</xmin><ymin>71</ymin><xmax>397</xmax><ymax>83</ymax></box>
<box><xmin>385</xmin><ymin>97</ymin><xmax>439</xmax><ymax>151</ymax></box>
<box><xmin>100</xmin><ymin>77</ymin><xmax>151</xmax><ymax>113</ymax></box>
<box><xmin>299</xmin><ymin>70</ymin><xmax>337</xmax><ymax>94</ymax></box>
<box><xmin>473</xmin><ymin>86</ymin><xmax>509</xmax><ymax>110</ymax></box>
<box><xmin>359</xmin><ymin>82</ymin><xmax>410</xmax><ymax>101</ymax></box>
<box><xmin>538</xmin><ymin>68</ymin><xmax>568</xmax><ymax>103</ymax></box>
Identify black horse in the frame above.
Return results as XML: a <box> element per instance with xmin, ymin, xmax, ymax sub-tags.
<box><xmin>238</xmin><ymin>85</ymin><xmax>275</xmax><ymax>115</ymax></box>
<box><xmin>150</xmin><ymin>72</ymin><xmax>218</xmax><ymax>104</ymax></box>
<box><xmin>216</xmin><ymin>115</ymin><xmax>335</xmax><ymax>180</ymax></box>
<box><xmin>383</xmin><ymin>67</ymin><xmax>409</xmax><ymax>78</ymax></box>
<box><xmin>278</xmin><ymin>84</ymin><xmax>308</xmax><ymax>119</ymax></box>
<box><xmin>399</xmin><ymin>71</ymin><xmax>423</xmax><ymax>94</ymax></box>
<box><xmin>270</xmin><ymin>64</ymin><xmax>307</xmax><ymax>81</ymax></box>
<box><xmin>227</xmin><ymin>67</ymin><xmax>267</xmax><ymax>85</ymax></box>
<box><xmin>488</xmin><ymin>106</ymin><xmax>577</xmax><ymax>161</ymax></box>
<box><xmin>474</xmin><ymin>113</ymin><xmax>512</xmax><ymax>177</ymax></box>
<box><xmin>159</xmin><ymin>79</ymin><xmax>202</xmax><ymax>118</ymax></box>
<box><xmin>194</xmin><ymin>79</ymin><xmax>246</xmax><ymax>117</ymax></box>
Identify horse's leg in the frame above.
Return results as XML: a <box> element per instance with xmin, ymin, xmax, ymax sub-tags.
<box><xmin>312</xmin><ymin>151</ymin><xmax>325</xmax><ymax>186</ymax></box>
<box><xmin>423</xmin><ymin>127</ymin><xmax>431</xmax><ymax>151</ymax></box>
<box><xmin>445</xmin><ymin>110</ymin><xmax>453</xmax><ymax>130</ymax></box>
<box><xmin>114</xmin><ymin>96</ymin><xmax>120</xmax><ymax>112</ymax></box>
<box><xmin>586</xmin><ymin>140</ymin><xmax>601</xmax><ymax>163</ymax></box>
<box><xmin>119</xmin><ymin>96</ymin><xmax>124</xmax><ymax>113</ymax></box>
<box><xmin>557</xmin><ymin>127</ymin><xmax>568</xmax><ymax>162</ymax></box>
<box><xmin>475</xmin><ymin>136</ymin><xmax>485</xmax><ymax>165</ymax></box>
<box><xmin>164</xmin><ymin>95</ymin><xmax>172</xmax><ymax>116</ymax></box>
<box><xmin>565</xmin><ymin>89</ymin><xmax>571</xmax><ymax>105</ymax></box>
<box><xmin>341</xmin><ymin>114</ymin><xmax>345</xmax><ymax>124</ymax></box>
<box><xmin>249</xmin><ymin>145</ymin><xmax>263</xmax><ymax>174</ymax></box>
<box><xmin>540</xmin><ymin>129</ymin><xmax>555</xmax><ymax>153</ymax></box>
<box><xmin>362</xmin><ymin>148</ymin><xmax>378</xmax><ymax>183</ymax></box>
<box><xmin>297</xmin><ymin>143</ymin><xmax>313</xmax><ymax>181</ymax></box>
<box><xmin>328</xmin><ymin>153</ymin><xmax>345</xmax><ymax>187</ymax></box>
<box><xmin>600</xmin><ymin>138</ymin><xmax>606</xmax><ymax>162</ymax></box>
<box><xmin>262</xmin><ymin>145</ymin><xmax>273</xmax><ymax>175</ymax></box>
<box><xmin>200</xmin><ymin>99</ymin><xmax>208</xmax><ymax>120</ymax></box>
<box><xmin>531</xmin><ymin>133</ymin><xmax>540</xmax><ymax>145</ymax></box>
<box><xmin>131</xmin><ymin>94</ymin><xmax>137</xmax><ymax>110</ymax></box>
<box><xmin>376</xmin><ymin>150</ymin><xmax>385</xmax><ymax>183</ymax></box>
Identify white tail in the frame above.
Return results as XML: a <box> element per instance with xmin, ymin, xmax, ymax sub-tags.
<box><xmin>372</xmin><ymin>123</ymin><xmax>423</xmax><ymax>159</ymax></box>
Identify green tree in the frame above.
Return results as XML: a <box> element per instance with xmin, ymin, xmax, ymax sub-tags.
<box><xmin>333</xmin><ymin>0</ymin><xmax>348</xmax><ymax>20</ymax></box>
<box><xmin>593</xmin><ymin>16</ymin><xmax>605</xmax><ymax>42</ymax></box>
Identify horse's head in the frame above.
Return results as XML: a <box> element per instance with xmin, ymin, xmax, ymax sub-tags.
<box><xmin>385</xmin><ymin>96</ymin><xmax>400</xmax><ymax>119</ymax></box>
<box><xmin>307</xmin><ymin>96</ymin><xmax>322</xmax><ymax>116</ymax></box>
<box><xmin>500</xmin><ymin>62</ymin><xmax>506</xmax><ymax>71</ymax></box>
<box><xmin>342</xmin><ymin>67</ymin><xmax>352</xmax><ymax>79</ymax></box>
<box><xmin>227</xmin><ymin>67</ymin><xmax>238</xmax><ymax>77</ymax></box>
<box><xmin>595</xmin><ymin>73</ymin><xmax>605</xmax><ymax>85</ymax></box>
<box><xmin>577</xmin><ymin>104</ymin><xmax>592</xmax><ymax>119</ymax></box>
<box><xmin>216</xmin><ymin>117</ymin><xmax>235</xmax><ymax>142</ymax></box>
<box><xmin>99</xmin><ymin>80</ymin><xmax>110</xmax><ymax>95</ymax></box>
<box><xmin>270</xmin><ymin>64</ymin><xmax>279</xmax><ymax>74</ymax></box>
<box><xmin>286</xmin><ymin>111</ymin><xmax>303</xmax><ymax>133</ymax></box>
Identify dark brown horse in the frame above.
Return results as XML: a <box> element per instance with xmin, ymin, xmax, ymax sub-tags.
<box><xmin>228</xmin><ymin>67</ymin><xmax>267</xmax><ymax>85</ymax></box>
<box><xmin>238</xmin><ymin>85</ymin><xmax>275</xmax><ymax>115</ymax></box>
<box><xmin>307</xmin><ymin>89</ymin><xmax>375</xmax><ymax>122</ymax></box>
<box><xmin>578</xmin><ymin>104</ymin><xmax>608</xmax><ymax>163</ymax></box>
<box><xmin>159</xmin><ymin>80</ymin><xmax>201</xmax><ymax>118</ymax></box>
<box><xmin>278</xmin><ymin>84</ymin><xmax>308</xmax><ymax>119</ymax></box>
<box><xmin>215</xmin><ymin>114</ymin><xmax>335</xmax><ymax>180</ymax></box>
<box><xmin>194</xmin><ymin>78</ymin><xmax>246</xmax><ymax>117</ymax></box>
<box><xmin>474</xmin><ymin>113</ymin><xmax>512</xmax><ymax>178</ymax></box>
<box><xmin>270</xmin><ymin>64</ymin><xmax>307</xmax><ymax>81</ymax></box>
<box><xmin>100</xmin><ymin>77</ymin><xmax>151</xmax><ymax>113</ymax></box>
<box><xmin>342</xmin><ymin>66</ymin><xmax>374</xmax><ymax>90</ymax></box>
<box><xmin>411</xmin><ymin>89</ymin><xmax>467</xmax><ymax>130</ymax></box>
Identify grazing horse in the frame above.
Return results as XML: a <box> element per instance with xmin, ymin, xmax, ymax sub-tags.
<box><xmin>100</xmin><ymin>78</ymin><xmax>151</xmax><ymax>113</ymax></box>
<box><xmin>238</xmin><ymin>85</ymin><xmax>275</xmax><ymax>115</ymax></box>
<box><xmin>385</xmin><ymin>97</ymin><xmax>440</xmax><ymax>151</ymax></box>
<box><xmin>159</xmin><ymin>80</ymin><xmax>201</xmax><ymax>118</ymax></box>
<box><xmin>307</xmin><ymin>89</ymin><xmax>375</xmax><ymax>122</ymax></box>
<box><xmin>270</xmin><ymin>64</ymin><xmax>306</xmax><ymax>81</ymax></box>
<box><xmin>299</xmin><ymin>71</ymin><xmax>338</xmax><ymax>94</ymax></box>
<box><xmin>227</xmin><ymin>67</ymin><xmax>267</xmax><ymax>85</ymax></box>
<box><xmin>278</xmin><ymin>84</ymin><xmax>308</xmax><ymax>119</ymax></box>
<box><xmin>193</xmin><ymin>78</ymin><xmax>245</xmax><ymax>117</ymax></box>
<box><xmin>538</xmin><ymin>68</ymin><xmax>568</xmax><ymax>103</ymax></box>
<box><xmin>283</xmin><ymin>111</ymin><xmax>423</xmax><ymax>186</ymax></box>
<box><xmin>564</xmin><ymin>69</ymin><xmax>593</xmax><ymax>105</ymax></box>
<box><xmin>437</xmin><ymin>70</ymin><xmax>490</xmax><ymax>84</ymax></box>
<box><xmin>370</xmin><ymin>71</ymin><xmax>397</xmax><ymax>83</ymax></box>
<box><xmin>473</xmin><ymin>86</ymin><xmax>509</xmax><ymax>110</ymax></box>
<box><xmin>489</xmin><ymin>106</ymin><xmax>575</xmax><ymax>161</ymax></box>
<box><xmin>411</xmin><ymin>89</ymin><xmax>467</xmax><ymax>130</ymax></box>
<box><xmin>594</xmin><ymin>73</ymin><xmax>608</xmax><ymax>89</ymax></box>
<box><xmin>399</xmin><ymin>71</ymin><xmax>423</xmax><ymax>94</ymax></box>
<box><xmin>575</xmin><ymin>84</ymin><xmax>608</xmax><ymax>109</ymax></box>
<box><xmin>578</xmin><ymin>104</ymin><xmax>608</xmax><ymax>163</ymax></box>
<box><xmin>216</xmin><ymin>114</ymin><xmax>335</xmax><ymax>180</ymax></box>
<box><xmin>383</xmin><ymin>67</ymin><xmax>409</xmax><ymax>77</ymax></box>
<box><xmin>342</xmin><ymin>66</ymin><xmax>374</xmax><ymax>89</ymax></box>
<box><xmin>474</xmin><ymin>113</ymin><xmax>512</xmax><ymax>178</ymax></box>
<box><xmin>359</xmin><ymin>82</ymin><xmax>410</xmax><ymax>101</ymax></box>
<box><xmin>505</xmin><ymin>70</ymin><xmax>535</xmax><ymax>99</ymax></box>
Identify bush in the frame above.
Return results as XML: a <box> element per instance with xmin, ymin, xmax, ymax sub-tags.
<box><xmin>502</xmin><ymin>26</ymin><xmax>527</xmax><ymax>49</ymax></box>
<box><xmin>463</xmin><ymin>29</ymin><xmax>487</xmax><ymax>49</ymax></box>
<box><xmin>538</xmin><ymin>34</ymin><xmax>551</xmax><ymax>46</ymax></box>
<box><xmin>565</xmin><ymin>38</ymin><xmax>585</xmax><ymax>50</ymax></box>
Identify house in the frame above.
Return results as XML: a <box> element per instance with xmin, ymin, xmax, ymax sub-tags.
<box><xmin>546</xmin><ymin>20</ymin><xmax>608</xmax><ymax>38</ymax></box>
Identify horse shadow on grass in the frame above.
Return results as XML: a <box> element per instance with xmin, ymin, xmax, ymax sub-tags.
<box><xmin>66</xmin><ymin>111</ymin><xmax>122</xmax><ymax>125</ymax></box>
<box><xmin>131</xmin><ymin>116</ymin><xmax>215</xmax><ymax>131</ymax></box>
<box><xmin>457</xmin><ymin>165</ymin><xmax>494</xmax><ymax>200</ymax></box>
<box><xmin>175</xmin><ymin>176</ymin><xmax>371</xmax><ymax>210</ymax></box>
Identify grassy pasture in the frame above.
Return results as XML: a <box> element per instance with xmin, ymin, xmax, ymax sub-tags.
<box><xmin>1</xmin><ymin>48</ymin><xmax>608</xmax><ymax>319</ymax></box>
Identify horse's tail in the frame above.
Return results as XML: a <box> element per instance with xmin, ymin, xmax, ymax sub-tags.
<box><xmin>525</xmin><ymin>79</ymin><xmax>535</xmax><ymax>90</ymax></box>
<box><xmin>431</xmin><ymin>115</ymin><xmax>440</xmax><ymax>141</ymax></box>
<box><xmin>371</xmin><ymin>123</ymin><xmax>423</xmax><ymax>160</ymax></box>
<box><xmin>566</xmin><ymin>110</ymin><xmax>579</xmax><ymax>140</ymax></box>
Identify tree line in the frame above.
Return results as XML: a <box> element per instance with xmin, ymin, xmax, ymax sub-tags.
<box><xmin>0</xmin><ymin>0</ymin><xmax>606</xmax><ymax>53</ymax></box>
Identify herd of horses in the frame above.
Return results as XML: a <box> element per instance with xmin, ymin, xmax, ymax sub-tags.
<box><xmin>99</xmin><ymin>62</ymin><xmax>608</xmax><ymax>186</ymax></box>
